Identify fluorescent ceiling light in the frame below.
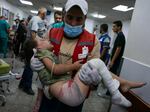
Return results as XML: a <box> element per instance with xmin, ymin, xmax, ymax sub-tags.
<box><xmin>92</xmin><ymin>13</ymin><xmax>106</xmax><ymax>19</ymax></box>
<box><xmin>30</xmin><ymin>10</ymin><xmax>38</xmax><ymax>14</ymax></box>
<box><xmin>20</xmin><ymin>0</ymin><xmax>33</xmax><ymax>6</ymax></box>
<box><xmin>53</xmin><ymin>6</ymin><xmax>63</xmax><ymax>11</ymax></box>
<box><xmin>113</xmin><ymin>5</ymin><xmax>134</xmax><ymax>12</ymax></box>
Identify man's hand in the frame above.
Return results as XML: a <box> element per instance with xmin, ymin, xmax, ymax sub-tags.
<box><xmin>73</xmin><ymin>60</ymin><xmax>83</xmax><ymax>70</ymax></box>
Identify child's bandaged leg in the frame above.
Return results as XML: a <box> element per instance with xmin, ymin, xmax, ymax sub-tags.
<box><xmin>79</xmin><ymin>63</ymin><xmax>102</xmax><ymax>86</ymax></box>
<box><xmin>57</xmin><ymin>80</ymin><xmax>86</xmax><ymax>107</ymax></box>
<box><xmin>88</xmin><ymin>58</ymin><xmax>132</xmax><ymax>107</ymax></box>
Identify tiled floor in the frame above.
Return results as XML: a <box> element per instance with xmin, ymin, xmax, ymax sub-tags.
<box><xmin>0</xmin><ymin>55</ymin><xmax>127</xmax><ymax>112</ymax></box>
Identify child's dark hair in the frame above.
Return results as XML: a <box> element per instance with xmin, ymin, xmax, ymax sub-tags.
<box><xmin>23</xmin><ymin>39</ymin><xmax>37</xmax><ymax>64</ymax></box>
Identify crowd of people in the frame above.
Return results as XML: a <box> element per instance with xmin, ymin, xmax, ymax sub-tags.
<box><xmin>0</xmin><ymin>0</ymin><xmax>147</xmax><ymax>112</ymax></box>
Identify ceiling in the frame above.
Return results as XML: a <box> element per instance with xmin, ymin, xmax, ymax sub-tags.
<box><xmin>6</xmin><ymin>0</ymin><xmax>136</xmax><ymax>23</ymax></box>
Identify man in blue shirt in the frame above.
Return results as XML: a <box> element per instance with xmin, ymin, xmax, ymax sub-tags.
<box><xmin>99</xmin><ymin>24</ymin><xmax>111</xmax><ymax>65</ymax></box>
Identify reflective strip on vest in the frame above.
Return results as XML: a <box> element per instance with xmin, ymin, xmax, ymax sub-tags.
<box><xmin>78</xmin><ymin>41</ymin><xmax>94</xmax><ymax>46</ymax></box>
<box><xmin>50</xmin><ymin>37</ymin><xmax>61</xmax><ymax>44</ymax></box>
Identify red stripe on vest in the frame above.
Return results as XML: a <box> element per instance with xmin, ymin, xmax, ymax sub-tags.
<box><xmin>49</xmin><ymin>28</ymin><xmax>64</xmax><ymax>56</ymax></box>
<box><xmin>72</xmin><ymin>30</ymin><xmax>95</xmax><ymax>63</ymax></box>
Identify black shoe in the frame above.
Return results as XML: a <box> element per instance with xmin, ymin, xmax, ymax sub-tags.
<box><xmin>106</xmin><ymin>90</ymin><xmax>110</xmax><ymax>96</ymax></box>
<box><xmin>18</xmin><ymin>84</ymin><xmax>24</xmax><ymax>89</ymax></box>
<box><xmin>23</xmin><ymin>88</ymin><xmax>35</xmax><ymax>95</ymax></box>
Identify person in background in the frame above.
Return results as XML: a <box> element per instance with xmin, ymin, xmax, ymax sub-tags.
<box><xmin>109</xmin><ymin>20</ymin><xmax>125</xmax><ymax>75</ymax></box>
<box><xmin>18</xmin><ymin>7</ymin><xmax>47</xmax><ymax>95</ymax></box>
<box><xmin>99</xmin><ymin>24</ymin><xmax>111</xmax><ymax>65</ymax></box>
<box><xmin>0</xmin><ymin>16</ymin><xmax>10</xmax><ymax>58</ymax></box>
<box><xmin>54</xmin><ymin>11</ymin><xmax>62</xmax><ymax>23</ymax></box>
<box><xmin>14</xmin><ymin>19</ymin><xmax>27</xmax><ymax>56</ymax></box>
<box><xmin>47</xmin><ymin>11</ymin><xmax>64</xmax><ymax>30</ymax></box>
<box><xmin>93</xmin><ymin>25</ymin><xmax>98</xmax><ymax>36</ymax></box>
<box><xmin>26</xmin><ymin>15</ymin><xmax>32</xmax><ymax>39</ymax></box>
<box><xmin>31</xmin><ymin>0</ymin><xmax>146</xmax><ymax>112</ymax></box>
<box><xmin>97</xmin><ymin>24</ymin><xmax>111</xmax><ymax>97</ymax></box>
<box><xmin>28</xmin><ymin>7</ymin><xmax>47</xmax><ymax>39</ymax></box>
<box><xmin>12</xmin><ymin>18</ymin><xmax>20</xmax><ymax>32</ymax></box>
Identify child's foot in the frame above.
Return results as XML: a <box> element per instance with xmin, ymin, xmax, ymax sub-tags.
<box><xmin>121</xmin><ymin>81</ymin><xmax>147</xmax><ymax>93</ymax></box>
<box><xmin>111</xmin><ymin>90</ymin><xmax>132</xmax><ymax>107</ymax></box>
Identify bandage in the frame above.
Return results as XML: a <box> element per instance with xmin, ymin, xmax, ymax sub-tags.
<box><xmin>79</xmin><ymin>63</ymin><xmax>102</xmax><ymax>86</ymax></box>
<box><xmin>57</xmin><ymin>80</ymin><xmax>85</xmax><ymax>107</ymax></box>
<box><xmin>88</xmin><ymin>58</ymin><xmax>132</xmax><ymax>107</ymax></box>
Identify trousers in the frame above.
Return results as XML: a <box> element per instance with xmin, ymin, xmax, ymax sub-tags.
<box><xmin>39</xmin><ymin>94</ymin><xmax>84</xmax><ymax>112</ymax></box>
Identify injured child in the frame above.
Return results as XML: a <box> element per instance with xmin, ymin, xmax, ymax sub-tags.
<box><xmin>25</xmin><ymin>38</ymin><xmax>132</xmax><ymax>108</ymax></box>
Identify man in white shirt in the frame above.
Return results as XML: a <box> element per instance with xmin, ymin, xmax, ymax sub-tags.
<box><xmin>28</xmin><ymin>7</ymin><xmax>47</xmax><ymax>39</ymax></box>
<box><xmin>18</xmin><ymin>7</ymin><xmax>47</xmax><ymax>95</ymax></box>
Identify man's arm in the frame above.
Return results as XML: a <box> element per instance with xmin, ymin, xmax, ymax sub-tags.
<box><xmin>110</xmin><ymin>47</ymin><xmax>121</xmax><ymax>65</ymax></box>
<box><xmin>100</xmin><ymin>47</ymin><xmax>108</xmax><ymax>59</ymax></box>
<box><xmin>100</xmin><ymin>37</ymin><xmax>110</xmax><ymax>59</ymax></box>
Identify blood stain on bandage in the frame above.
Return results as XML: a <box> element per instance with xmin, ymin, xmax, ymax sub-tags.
<box><xmin>68</xmin><ymin>80</ymin><xmax>73</xmax><ymax>87</ymax></box>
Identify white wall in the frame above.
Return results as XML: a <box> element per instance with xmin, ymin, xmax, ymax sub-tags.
<box><xmin>124</xmin><ymin>0</ymin><xmax>150</xmax><ymax>66</ymax></box>
<box><xmin>0</xmin><ymin>0</ymin><xmax>28</xmax><ymax>20</ymax></box>
<box><xmin>85</xmin><ymin>18</ymin><xmax>96</xmax><ymax>33</ymax></box>
<box><xmin>47</xmin><ymin>12</ymin><xmax>54</xmax><ymax>26</ymax></box>
<box><xmin>0</xmin><ymin>0</ymin><xmax>97</xmax><ymax>32</ymax></box>
<box><xmin>121</xmin><ymin>0</ymin><xmax>150</xmax><ymax>104</ymax></box>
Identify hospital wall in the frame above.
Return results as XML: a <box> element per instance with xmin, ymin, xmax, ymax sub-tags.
<box><xmin>0</xmin><ymin>0</ymin><xmax>28</xmax><ymax>20</ymax></box>
<box><xmin>0</xmin><ymin>0</ymin><xmax>97</xmax><ymax>33</ymax></box>
<box><xmin>121</xmin><ymin>0</ymin><xmax>150</xmax><ymax>104</ymax></box>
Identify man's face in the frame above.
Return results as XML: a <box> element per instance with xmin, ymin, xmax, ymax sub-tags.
<box><xmin>112</xmin><ymin>24</ymin><xmax>119</xmax><ymax>33</ymax></box>
<box><xmin>55</xmin><ymin>14</ymin><xmax>62</xmax><ymax>23</ymax></box>
<box><xmin>16</xmin><ymin>20</ymin><xmax>19</xmax><ymax>24</ymax></box>
<box><xmin>42</xmin><ymin>12</ymin><xmax>46</xmax><ymax>20</ymax></box>
<box><xmin>64</xmin><ymin>6</ymin><xmax>86</xmax><ymax>26</ymax></box>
